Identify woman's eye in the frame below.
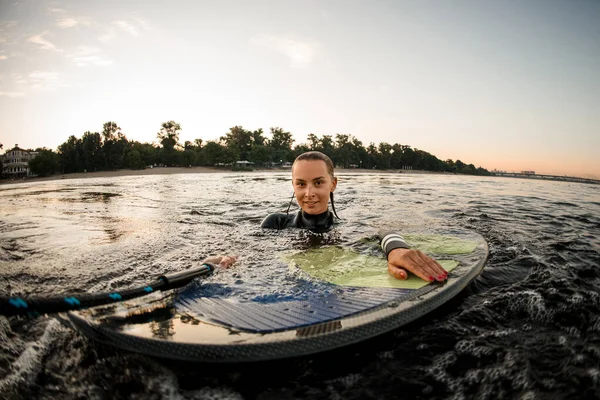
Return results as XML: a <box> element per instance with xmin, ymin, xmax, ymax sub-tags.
<box><xmin>315</xmin><ymin>181</ymin><xmax>322</xmax><ymax>186</ymax></box>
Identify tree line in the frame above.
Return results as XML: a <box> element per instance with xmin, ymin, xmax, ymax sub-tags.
<box><xmin>6</xmin><ymin>121</ymin><xmax>490</xmax><ymax>177</ymax></box>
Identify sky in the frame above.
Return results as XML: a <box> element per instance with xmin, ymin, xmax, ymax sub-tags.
<box><xmin>0</xmin><ymin>0</ymin><xmax>599</xmax><ymax>178</ymax></box>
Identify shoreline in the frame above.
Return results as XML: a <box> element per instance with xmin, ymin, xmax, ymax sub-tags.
<box><xmin>0</xmin><ymin>166</ymin><xmax>446</xmax><ymax>185</ymax></box>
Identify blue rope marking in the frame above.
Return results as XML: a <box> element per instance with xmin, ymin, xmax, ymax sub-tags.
<box><xmin>144</xmin><ymin>286</ymin><xmax>153</xmax><ymax>293</ymax></box>
<box><xmin>64</xmin><ymin>297</ymin><xmax>81</xmax><ymax>306</ymax></box>
<box><xmin>9</xmin><ymin>298</ymin><xmax>28</xmax><ymax>309</ymax></box>
<box><xmin>109</xmin><ymin>293</ymin><xmax>122</xmax><ymax>300</ymax></box>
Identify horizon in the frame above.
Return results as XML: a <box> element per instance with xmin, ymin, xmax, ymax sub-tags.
<box><xmin>1</xmin><ymin>1</ymin><xmax>599</xmax><ymax>179</ymax></box>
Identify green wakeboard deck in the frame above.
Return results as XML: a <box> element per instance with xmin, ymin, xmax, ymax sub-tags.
<box><xmin>67</xmin><ymin>229</ymin><xmax>488</xmax><ymax>362</ymax></box>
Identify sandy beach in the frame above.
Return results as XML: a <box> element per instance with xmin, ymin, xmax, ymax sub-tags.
<box><xmin>0</xmin><ymin>166</ymin><xmax>445</xmax><ymax>185</ymax></box>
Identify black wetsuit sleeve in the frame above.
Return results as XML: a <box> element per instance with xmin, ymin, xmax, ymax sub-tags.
<box><xmin>378</xmin><ymin>230</ymin><xmax>410</xmax><ymax>258</ymax></box>
<box><xmin>261</xmin><ymin>213</ymin><xmax>287</xmax><ymax>230</ymax></box>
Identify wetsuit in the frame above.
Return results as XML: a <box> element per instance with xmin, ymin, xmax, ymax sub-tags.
<box><xmin>260</xmin><ymin>210</ymin><xmax>335</xmax><ymax>233</ymax></box>
<box><xmin>260</xmin><ymin>210</ymin><xmax>410</xmax><ymax>257</ymax></box>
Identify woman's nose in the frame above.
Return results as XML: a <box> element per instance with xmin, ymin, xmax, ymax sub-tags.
<box><xmin>305</xmin><ymin>184</ymin><xmax>315</xmax><ymax>197</ymax></box>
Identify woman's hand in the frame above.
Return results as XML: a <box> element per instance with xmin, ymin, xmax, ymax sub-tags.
<box><xmin>387</xmin><ymin>248</ymin><xmax>447</xmax><ymax>282</ymax></box>
<box><xmin>203</xmin><ymin>255</ymin><xmax>238</xmax><ymax>269</ymax></box>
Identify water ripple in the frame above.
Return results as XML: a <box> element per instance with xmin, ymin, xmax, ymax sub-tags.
<box><xmin>1</xmin><ymin>173</ymin><xmax>599</xmax><ymax>398</ymax></box>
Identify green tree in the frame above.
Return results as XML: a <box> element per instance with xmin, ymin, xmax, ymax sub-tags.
<box><xmin>401</xmin><ymin>146</ymin><xmax>416</xmax><ymax>168</ymax></box>
<box><xmin>220</xmin><ymin>126</ymin><xmax>253</xmax><ymax>161</ymax></box>
<box><xmin>101</xmin><ymin>121</ymin><xmax>129</xmax><ymax>170</ymax></box>
<box><xmin>157</xmin><ymin>121</ymin><xmax>181</xmax><ymax>151</ymax></box>
<box><xmin>320</xmin><ymin>135</ymin><xmax>335</xmax><ymax>158</ymax></box>
<box><xmin>102</xmin><ymin>121</ymin><xmax>121</xmax><ymax>141</ymax></box>
<box><xmin>29</xmin><ymin>149</ymin><xmax>60</xmax><ymax>176</ymax></box>
<box><xmin>81</xmin><ymin>131</ymin><xmax>103</xmax><ymax>171</ymax></box>
<box><xmin>182</xmin><ymin>149</ymin><xmax>196</xmax><ymax>166</ymax></box>
<box><xmin>377</xmin><ymin>142</ymin><xmax>393</xmax><ymax>169</ymax></box>
<box><xmin>444</xmin><ymin>159</ymin><xmax>457</xmax><ymax>173</ymax></box>
<box><xmin>306</xmin><ymin>133</ymin><xmax>320</xmax><ymax>151</ymax></box>
<box><xmin>269</xmin><ymin>127</ymin><xmax>294</xmax><ymax>151</ymax></box>
<box><xmin>252</xmin><ymin>128</ymin><xmax>267</xmax><ymax>147</ymax></box>
<box><xmin>249</xmin><ymin>145</ymin><xmax>273</xmax><ymax>166</ymax></box>
<box><xmin>127</xmin><ymin>149</ymin><xmax>146</xmax><ymax>170</ymax></box>
<box><xmin>390</xmin><ymin>143</ymin><xmax>404</xmax><ymax>169</ymax></box>
<box><xmin>334</xmin><ymin>133</ymin><xmax>355</xmax><ymax>168</ymax></box>
<box><xmin>157</xmin><ymin>121</ymin><xmax>182</xmax><ymax>165</ymax></box>
<box><xmin>366</xmin><ymin>143</ymin><xmax>378</xmax><ymax>169</ymax></box>
<box><xmin>58</xmin><ymin>135</ymin><xmax>83</xmax><ymax>173</ymax></box>
<box><xmin>203</xmin><ymin>141</ymin><xmax>226</xmax><ymax>165</ymax></box>
<box><xmin>131</xmin><ymin>141</ymin><xmax>159</xmax><ymax>166</ymax></box>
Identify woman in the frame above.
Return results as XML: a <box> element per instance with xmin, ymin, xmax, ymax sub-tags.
<box><xmin>261</xmin><ymin>151</ymin><xmax>448</xmax><ymax>282</ymax></box>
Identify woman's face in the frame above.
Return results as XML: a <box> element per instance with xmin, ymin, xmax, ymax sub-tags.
<box><xmin>292</xmin><ymin>160</ymin><xmax>337</xmax><ymax>215</ymax></box>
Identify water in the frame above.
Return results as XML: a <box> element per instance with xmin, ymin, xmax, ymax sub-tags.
<box><xmin>1</xmin><ymin>172</ymin><xmax>599</xmax><ymax>399</ymax></box>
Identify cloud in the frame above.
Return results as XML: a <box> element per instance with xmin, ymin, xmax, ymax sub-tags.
<box><xmin>98</xmin><ymin>27</ymin><xmax>115</xmax><ymax>43</ymax></box>
<box><xmin>0</xmin><ymin>20</ymin><xmax>18</xmax><ymax>44</ymax></box>
<box><xmin>57</xmin><ymin>18</ymin><xmax>79</xmax><ymax>28</ymax></box>
<box><xmin>251</xmin><ymin>35</ymin><xmax>317</xmax><ymax>68</ymax></box>
<box><xmin>0</xmin><ymin>74</ymin><xmax>24</xmax><ymax>97</ymax></box>
<box><xmin>13</xmin><ymin>74</ymin><xmax>27</xmax><ymax>84</ymax></box>
<box><xmin>28</xmin><ymin>32</ymin><xmax>62</xmax><ymax>52</ymax></box>
<box><xmin>28</xmin><ymin>70</ymin><xmax>63</xmax><ymax>91</ymax></box>
<box><xmin>0</xmin><ymin>70</ymin><xmax>64</xmax><ymax>97</ymax></box>
<box><xmin>133</xmin><ymin>17</ymin><xmax>150</xmax><ymax>31</ymax></box>
<box><xmin>67</xmin><ymin>46</ymin><xmax>113</xmax><ymax>67</ymax></box>
<box><xmin>115</xmin><ymin>20</ymin><xmax>139</xmax><ymax>37</ymax></box>
<box><xmin>99</xmin><ymin>19</ymin><xmax>146</xmax><ymax>42</ymax></box>
<box><xmin>0</xmin><ymin>91</ymin><xmax>25</xmax><ymax>97</ymax></box>
<box><xmin>0</xmin><ymin>55</ymin><xmax>7</xmax><ymax>60</ymax></box>
<box><xmin>56</xmin><ymin>14</ymin><xmax>92</xmax><ymax>29</ymax></box>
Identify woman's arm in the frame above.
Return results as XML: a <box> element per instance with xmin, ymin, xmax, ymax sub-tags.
<box><xmin>379</xmin><ymin>231</ymin><xmax>447</xmax><ymax>282</ymax></box>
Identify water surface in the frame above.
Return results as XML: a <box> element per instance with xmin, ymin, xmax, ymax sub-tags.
<box><xmin>1</xmin><ymin>172</ymin><xmax>599</xmax><ymax>399</ymax></box>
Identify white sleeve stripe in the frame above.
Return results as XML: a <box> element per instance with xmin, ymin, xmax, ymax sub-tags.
<box><xmin>382</xmin><ymin>234</ymin><xmax>406</xmax><ymax>250</ymax></box>
<box><xmin>383</xmin><ymin>239</ymin><xmax>408</xmax><ymax>252</ymax></box>
<box><xmin>382</xmin><ymin>233</ymin><xmax>404</xmax><ymax>243</ymax></box>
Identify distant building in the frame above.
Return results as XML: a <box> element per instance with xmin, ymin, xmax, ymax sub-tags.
<box><xmin>521</xmin><ymin>170</ymin><xmax>536</xmax><ymax>175</ymax></box>
<box><xmin>1</xmin><ymin>144</ymin><xmax>39</xmax><ymax>178</ymax></box>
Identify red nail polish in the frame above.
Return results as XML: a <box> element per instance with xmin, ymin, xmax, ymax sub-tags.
<box><xmin>438</xmin><ymin>275</ymin><xmax>444</xmax><ymax>280</ymax></box>
<box><xmin>429</xmin><ymin>276</ymin><xmax>434</xmax><ymax>282</ymax></box>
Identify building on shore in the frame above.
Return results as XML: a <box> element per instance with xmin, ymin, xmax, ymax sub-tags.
<box><xmin>1</xmin><ymin>144</ymin><xmax>39</xmax><ymax>178</ymax></box>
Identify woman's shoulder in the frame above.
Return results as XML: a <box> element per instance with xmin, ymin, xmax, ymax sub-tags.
<box><xmin>260</xmin><ymin>212</ymin><xmax>293</xmax><ymax>229</ymax></box>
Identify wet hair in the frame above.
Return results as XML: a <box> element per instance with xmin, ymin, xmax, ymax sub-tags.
<box><xmin>289</xmin><ymin>151</ymin><xmax>340</xmax><ymax>219</ymax></box>
<box><xmin>293</xmin><ymin>151</ymin><xmax>335</xmax><ymax>180</ymax></box>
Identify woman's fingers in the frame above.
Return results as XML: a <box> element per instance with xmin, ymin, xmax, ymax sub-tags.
<box><xmin>415</xmin><ymin>250</ymin><xmax>447</xmax><ymax>281</ymax></box>
<box><xmin>203</xmin><ymin>255</ymin><xmax>239</xmax><ymax>269</ymax></box>
<box><xmin>388</xmin><ymin>263</ymin><xmax>408</xmax><ymax>280</ymax></box>
<box><xmin>203</xmin><ymin>256</ymin><xmax>223</xmax><ymax>265</ymax></box>
<box><xmin>388</xmin><ymin>248</ymin><xmax>447</xmax><ymax>282</ymax></box>
<box><xmin>218</xmin><ymin>255</ymin><xmax>238</xmax><ymax>269</ymax></box>
<box><xmin>399</xmin><ymin>255</ymin><xmax>436</xmax><ymax>282</ymax></box>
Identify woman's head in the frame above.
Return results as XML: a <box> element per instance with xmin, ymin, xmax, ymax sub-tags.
<box><xmin>291</xmin><ymin>151</ymin><xmax>337</xmax><ymax>215</ymax></box>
